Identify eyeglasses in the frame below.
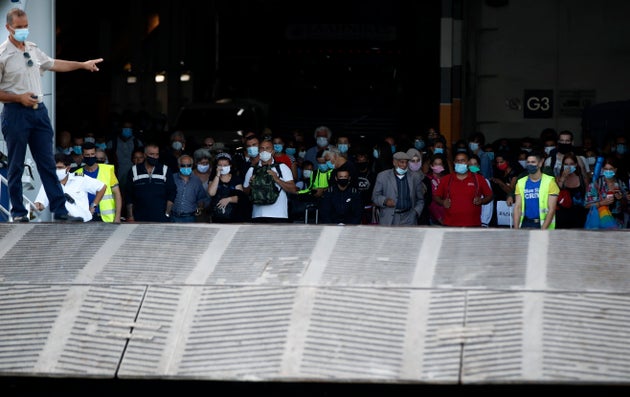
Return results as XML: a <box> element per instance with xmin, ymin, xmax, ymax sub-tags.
<box><xmin>23</xmin><ymin>52</ymin><xmax>33</xmax><ymax>67</ymax></box>
<box><xmin>180</xmin><ymin>164</ymin><xmax>193</xmax><ymax>167</ymax></box>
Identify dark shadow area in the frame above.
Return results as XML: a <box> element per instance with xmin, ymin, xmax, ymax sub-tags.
<box><xmin>1</xmin><ymin>377</ymin><xmax>629</xmax><ymax>396</ymax></box>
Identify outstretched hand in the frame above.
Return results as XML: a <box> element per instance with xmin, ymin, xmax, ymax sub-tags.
<box><xmin>84</xmin><ymin>58</ymin><xmax>104</xmax><ymax>72</ymax></box>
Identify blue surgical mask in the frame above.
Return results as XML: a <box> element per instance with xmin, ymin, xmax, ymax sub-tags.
<box><xmin>302</xmin><ymin>169</ymin><xmax>312</xmax><ymax>179</ymax></box>
<box><xmin>395</xmin><ymin>167</ymin><xmax>407</xmax><ymax>175</ymax></box>
<box><xmin>566</xmin><ymin>165</ymin><xmax>576</xmax><ymax>174</ymax></box>
<box><xmin>373</xmin><ymin>149</ymin><xmax>379</xmax><ymax>159</ymax></box>
<box><xmin>180</xmin><ymin>167</ymin><xmax>192</xmax><ymax>176</ymax></box>
<box><xmin>197</xmin><ymin>164</ymin><xmax>210</xmax><ymax>173</ymax></box>
<box><xmin>316</xmin><ymin>137</ymin><xmax>328</xmax><ymax>147</ymax></box>
<box><xmin>172</xmin><ymin>141</ymin><xmax>183</xmax><ymax>151</ymax></box>
<box><xmin>121</xmin><ymin>127</ymin><xmax>133</xmax><ymax>138</ymax></box>
<box><xmin>273</xmin><ymin>144</ymin><xmax>283</xmax><ymax>153</ymax></box>
<box><xmin>414</xmin><ymin>140</ymin><xmax>425</xmax><ymax>150</ymax></box>
<box><xmin>13</xmin><ymin>28</ymin><xmax>29</xmax><ymax>42</ymax></box>
<box><xmin>434</xmin><ymin>148</ymin><xmax>444</xmax><ymax>154</ymax></box>
<box><xmin>285</xmin><ymin>147</ymin><xmax>296</xmax><ymax>156</ymax></box>
<box><xmin>337</xmin><ymin>144</ymin><xmax>349</xmax><ymax>154</ymax></box>
<box><xmin>391</xmin><ymin>145</ymin><xmax>396</xmax><ymax>154</ymax></box>
<box><xmin>247</xmin><ymin>146</ymin><xmax>259</xmax><ymax>157</ymax></box>
<box><xmin>95</xmin><ymin>143</ymin><xmax>107</xmax><ymax>150</ymax></box>
<box><xmin>526</xmin><ymin>164</ymin><xmax>538</xmax><ymax>174</ymax></box>
<box><xmin>454</xmin><ymin>163</ymin><xmax>468</xmax><ymax>174</ymax></box>
<box><xmin>486</xmin><ymin>152</ymin><xmax>494</xmax><ymax>161</ymax></box>
<box><xmin>318</xmin><ymin>163</ymin><xmax>329</xmax><ymax>172</ymax></box>
<box><xmin>469</xmin><ymin>142</ymin><xmax>479</xmax><ymax>152</ymax></box>
<box><xmin>326</xmin><ymin>160</ymin><xmax>335</xmax><ymax>170</ymax></box>
<box><xmin>518</xmin><ymin>160</ymin><xmax>527</xmax><ymax>169</ymax></box>
<box><xmin>603</xmin><ymin>170</ymin><xmax>615</xmax><ymax>179</ymax></box>
<box><xmin>616</xmin><ymin>144</ymin><xmax>627</xmax><ymax>155</ymax></box>
<box><xmin>73</xmin><ymin>145</ymin><xmax>82</xmax><ymax>155</ymax></box>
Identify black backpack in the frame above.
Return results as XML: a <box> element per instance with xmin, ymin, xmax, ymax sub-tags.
<box><xmin>249</xmin><ymin>163</ymin><xmax>283</xmax><ymax>205</ymax></box>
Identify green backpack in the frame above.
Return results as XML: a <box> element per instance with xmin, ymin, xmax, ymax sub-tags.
<box><xmin>249</xmin><ymin>163</ymin><xmax>283</xmax><ymax>205</ymax></box>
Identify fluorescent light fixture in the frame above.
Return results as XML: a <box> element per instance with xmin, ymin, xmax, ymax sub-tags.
<box><xmin>155</xmin><ymin>72</ymin><xmax>166</xmax><ymax>83</ymax></box>
<box><xmin>126</xmin><ymin>75</ymin><xmax>137</xmax><ymax>84</ymax></box>
<box><xmin>180</xmin><ymin>72</ymin><xmax>191</xmax><ymax>82</ymax></box>
<box><xmin>236</xmin><ymin>108</ymin><xmax>245</xmax><ymax>116</ymax></box>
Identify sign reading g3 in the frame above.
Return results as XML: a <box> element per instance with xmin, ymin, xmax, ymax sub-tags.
<box><xmin>523</xmin><ymin>90</ymin><xmax>553</xmax><ymax>118</ymax></box>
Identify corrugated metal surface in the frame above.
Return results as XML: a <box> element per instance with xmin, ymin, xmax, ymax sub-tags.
<box><xmin>1</xmin><ymin>223</ymin><xmax>629</xmax><ymax>385</ymax></box>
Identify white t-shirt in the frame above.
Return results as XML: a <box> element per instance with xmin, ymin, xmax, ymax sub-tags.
<box><xmin>244</xmin><ymin>161</ymin><xmax>293</xmax><ymax>219</ymax></box>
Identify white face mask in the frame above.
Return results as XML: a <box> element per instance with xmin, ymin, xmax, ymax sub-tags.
<box><xmin>220</xmin><ymin>165</ymin><xmax>231</xmax><ymax>175</ymax></box>
<box><xmin>56</xmin><ymin>169</ymin><xmax>68</xmax><ymax>181</ymax></box>
<box><xmin>259</xmin><ymin>151</ymin><xmax>272</xmax><ymax>162</ymax></box>
<box><xmin>302</xmin><ymin>169</ymin><xmax>313</xmax><ymax>179</ymax></box>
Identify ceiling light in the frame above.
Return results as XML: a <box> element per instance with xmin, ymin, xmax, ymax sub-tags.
<box><xmin>155</xmin><ymin>72</ymin><xmax>166</xmax><ymax>83</ymax></box>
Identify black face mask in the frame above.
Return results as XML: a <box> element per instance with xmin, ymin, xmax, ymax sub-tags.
<box><xmin>146</xmin><ymin>157</ymin><xmax>159</xmax><ymax>166</ymax></box>
<box><xmin>83</xmin><ymin>157</ymin><xmax>97</xmax><ymax>166</ymax></box>
<box><xmin>557</xmin><ymin>143</ymin><xmax>572</xmax><ymax>154</ymax></box>
<box><xmin>337</xmin><ymin>179</ymin><xmax>350</xmax><ymax>187</ymax></box>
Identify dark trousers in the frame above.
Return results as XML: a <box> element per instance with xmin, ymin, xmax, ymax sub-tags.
<box><xmin>2</xmin><ymin>103</ymin><xmax>67</xmax><ymax>218</ymax></box>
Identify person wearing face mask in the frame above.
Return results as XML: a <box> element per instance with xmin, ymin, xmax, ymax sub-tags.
<box><xmin>304</xmin><ymin>125</ymin><xmax>332</xmax><ymax>167</ymax></box>
<box><xmin>108</xmin><ymin>117</ymin><xmax>143</xmax><ymax>196</ymax></box>
<box><xmin>372</xmin><ymin>151</ymin><xmax>425</xmax><ymax>226</ymax></box>
<box><xmin>243</xmin><ymin>138</ymin><xmax>297</xmax><ymax>222</ymax></box>
<box><xmin>610</xmin><ymin>135</ymin><xmax>630</xmax><ymax>185</ymax></box>
<box><xmin>433</xmin><ymin>151</ymin><xmax>493</xmax><ymax>227</ymax></box>
<box><xmin>352</xmin><ymin>149</ymin><xmax>377</xmax><ymax>224</ymax></box>
<box><xmin>192</xmin><ymin>148</ymin><xmax>212</xmax><ymax>189</ymax></box>
<box><xmin>469</xmin><ymin>154</ymin><xmax>494</xmax><ymax>227</ymax></box>
<box><xmin>406</xmin><ymin>148</ymin><xmax>429</xmax><ymax>225</ymax></box>
<box><xmin>467</xmin><ymin>131</ymin><xmax>493</xmax><ymax>179</ymax></box>
<box><xmin>554</xmin><ymin>152</ymin><xmax>588</xmax><ymax>229</ymax></box>
<box><xmin>33</xmin><ymin>154</ymin><xmax>105</xmax><ymax>222</ymax></box>
<box><xmin>239</xmin><ymin>133</ymin><xmax>261</xmax><ymax>176</ymax></box>
<box><xmin>584</xmin><ymin>156</ymin><xmax>628</xmax><ymax>229</ymax></box>
<box><xmin>169</xmin><ymin>154</ymin><xmax>209</xmax><ymax>223</ymax></box>
<box><xmin>69</xmin><ymin>135</ymin><xmax>85</xmax><ymax>172</ymax></box>
<box><xmin>543</xmin><ymin>130</ymin><xmax>590</xmax><ymax>184</ymax></box>
<box><xmin>161</xmin><ymin>130</ymin><xmax>189</xmax><ymax>171</ymax></box>
<box><xmin>1</xmin><ymin>8</ymin><xmax>103</xmax><ymax>222</ymax></box>
<box><xmin>490</xmin><ymin>153</ymin><xmax>520</xmax><ymax>214</ymax></box>
<box><xmin>298</xmin><ymin>149</ymin><xmax>332</xmax><ymax>200</ymax></box>
<box><xmin>513</xmin><ymin>150</ymin><xmax>559</xmax><ymax>229</ymax></box>
<box><xmin>425</xmin><ymin>153</ymin><xmax>450</xmax><ymax>225</ymax></box>
<box><xmin>73</xmin><ymin>142</ymin><xmax>122</xmax><ymax>223</ymax></box>
<box><xmin>319</xmin><ymin>169</ymin><xmax>363</xmax><ymax>225</ymax></box>
<box><xmin>208</xmin><ymin>152</ymin><xmax>247</xmax><ymax>223</ymax></box>
<box><xmin>324</xmin><ymin>146</ymin><xmax>358</xmax><ymax>190</ymax></box>
<box><xmin>125</xmin><ymin>143</ymin><xmax>176</xmax><ymax>222</ymax></box>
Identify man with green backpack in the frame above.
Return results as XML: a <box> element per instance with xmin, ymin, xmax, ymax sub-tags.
<box><xmin>243</xmin><ymin>138</ymin><xmax>297</xmax><ymax>222</ymax></box>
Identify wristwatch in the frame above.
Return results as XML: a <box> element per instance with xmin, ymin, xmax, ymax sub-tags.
<box><xmin>90</xmin><ymin>202</ymin><xmax>98</xmax><ymax>209</ymax></box>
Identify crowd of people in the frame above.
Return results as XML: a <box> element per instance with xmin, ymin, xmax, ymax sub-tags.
<box><xmin>32</xmin><ymin>121</ymin><xmax>628</xmax><ymax>229</ymax></box>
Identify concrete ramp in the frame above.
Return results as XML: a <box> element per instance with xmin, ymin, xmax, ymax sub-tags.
<box><xmin>1</xmin><ymin>223</ymin><xmax>630</xmax><ymax>386</ymax></box>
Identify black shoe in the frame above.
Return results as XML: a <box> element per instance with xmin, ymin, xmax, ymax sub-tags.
<box><xmin>12</xmin><ymin>215</ymin><xmax>30</xmax><ymax>223</ymax></box>
<box><xmin>54</xmin><ymin>213</ymin><xmax>84</xmax><ymax>222</ymax></box>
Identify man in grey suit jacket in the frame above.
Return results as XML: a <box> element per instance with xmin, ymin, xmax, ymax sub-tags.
<box><xmin>372</xmin><ymin>151</ymin><xmax>425</xmax><ymax>225</ymax></box>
